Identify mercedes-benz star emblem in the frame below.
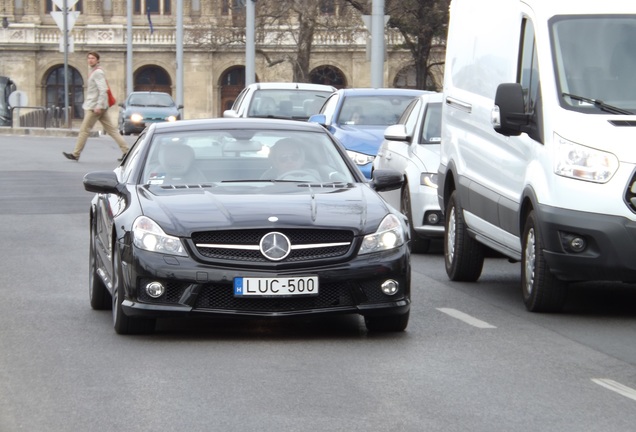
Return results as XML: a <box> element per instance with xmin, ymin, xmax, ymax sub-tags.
<box><xmin>260</xmin><ymin>232</ymin><xmax>291</xmax><ymax>261</ymax></box>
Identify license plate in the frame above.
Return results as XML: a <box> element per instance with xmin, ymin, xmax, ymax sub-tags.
<box><xmin>234</xmin><ymin>276</ymin><xmax>318</xmax><ymax>297</ymax></box>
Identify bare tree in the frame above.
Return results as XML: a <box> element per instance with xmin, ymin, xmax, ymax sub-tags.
<box><xmin>343</xmin><ymin>0</ymin><xmax>450</xmax><ymax>90</ymax></box>
<box><xmin>187</xmin><ymin>0</ymin><xmax>360</xmax><ymax>83</ymax></box>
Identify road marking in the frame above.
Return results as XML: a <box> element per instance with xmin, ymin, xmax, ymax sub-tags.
<box><xmin>436</xmin><ymin>308</ymin><xmax>497</xmax><ymax>329</ymax></box>
<box><xmin>592</xmin><ymin>379</ymin><xmax>636</xmax><ymax>402</ymax></box>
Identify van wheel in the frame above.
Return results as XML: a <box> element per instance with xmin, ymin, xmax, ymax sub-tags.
<box><xmin>444</xmin><ymin>191</ymin><xmax>484</xmax><ymax>281</ymax></box>
<box><xmin>521</xmin><ymin>211</ymin><xmax>568</xmax><ymax>312</ymax></box>
<box><xmin>401</xmin><ymin>186</ymin><xmax>430</xmax><ymax>253</ymax></box>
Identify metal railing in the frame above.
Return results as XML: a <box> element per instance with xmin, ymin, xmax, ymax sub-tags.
<box><xmin>10</xmin><ymin>106</ymin><xmax>71</xmax><ymax>129</ymax></box>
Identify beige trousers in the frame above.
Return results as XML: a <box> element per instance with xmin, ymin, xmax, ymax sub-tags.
<box><xmin>72</xmin><ymin>108</ymin><xmax>129</xmax><ymax>157</ymax></box>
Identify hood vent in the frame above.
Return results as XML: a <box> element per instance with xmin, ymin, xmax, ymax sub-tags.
<box><xmin>159</xmin><ymin>184</ymin><xmax>214</xmax><ymax>190</ymax></box>
<box><xmin>297</xmin><ymin>182</ymin><xmax>354</xmax><ymax>189</ymax></box>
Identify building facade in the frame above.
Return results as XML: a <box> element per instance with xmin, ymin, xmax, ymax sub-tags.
<box><xmin>0</xmin><ymin>0</ymin><xmax>436</xmax><ymax>122</ymax></box>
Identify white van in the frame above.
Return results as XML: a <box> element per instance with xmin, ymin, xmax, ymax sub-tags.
<box><xmin>438</xmin><ymin>0</ymin><xmax>636</xmax><ymax>312</ymax></box>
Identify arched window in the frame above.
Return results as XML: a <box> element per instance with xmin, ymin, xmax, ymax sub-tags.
<box><xmin>219</xmin><ymin>66</ymin><xmax>246</xmax><ymax>112</ymax></box>
<box><xmin>310</xmin><ymin>65</ymin><xmax>346</xmax><ymax>89</ymax></box>
<box><xmin>394</xmin><ymin>65</ymin><xmax>417</xmax><ymax>89</ymax></box>
<box><xmin>134</xmin><ymin>66</ymin><xmax>172</xmax><ymax>94</ymax></box>
<box><xmin>45</xmin><ymin>66</ymin><xmax>84</xmax><ymax>119</ymax></box>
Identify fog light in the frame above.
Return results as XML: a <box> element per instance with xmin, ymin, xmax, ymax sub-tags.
<box><xmin>559</xmin><ymin>232</ymin><xmax>588</xmax><ymax>253</ymax></box>
<box><xmin>569</xmin><ymin>236</ymin><xmax>586</xmax><ymax>252</ymax></box>
<box><xmin>145</xmin><ymin>282</ymin><xmax>165</xmax><ymax>298</ymax></box>
<box><xmin>381</xmin><ymin>280</ymin><xmax>399</xmax><ymax>295</ymax></box>
<box><xmin>426</xmin><ymin>212</ymin><xmax>440</xmax><ymax>225</ymax></box>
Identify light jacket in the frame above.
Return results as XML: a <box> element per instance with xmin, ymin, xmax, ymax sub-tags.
<box><xmin>83</xmin><ymin>65</ymin><xmax>109</xmax><ymax>110</ymax></box>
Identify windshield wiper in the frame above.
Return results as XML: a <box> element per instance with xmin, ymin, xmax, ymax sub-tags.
<box><xmin>562</xmin><ymin>93</ymin><xmax>633</xmax><ymax>115</ymax></box>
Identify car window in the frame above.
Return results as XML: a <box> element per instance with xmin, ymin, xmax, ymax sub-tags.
<box><xmin>402</xmin><ymin>99</ymin><xmax>421</xmax><ymax>136</ymax></box>
<box><xmin>419</xmin><ymin>102</ymin><xmax>442</xmax><ymax>144</ymax></box>
<box><xmin>247</xmin><ymin>89</ymin><xmax>333</xmax><ymax>118</ymax></box>
<box><xmin>338</xmin><ymin>95</ymin><xmax>418</xmax><ymax>126</ymax></box>
<box><xmin>320</xmin><ymin>93</ymin><xmax>339</xmax><ymax>123</ymax></box>
<box><xmin>141</xmin><ymin>129</ymin><xmax>355</xmax><ymax>185</ymax></box>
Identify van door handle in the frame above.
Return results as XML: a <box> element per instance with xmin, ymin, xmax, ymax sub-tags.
<box><xmin>446</xmin><ymin>96</ymin><xmax>472</xmax><ymax>113</ymax></box>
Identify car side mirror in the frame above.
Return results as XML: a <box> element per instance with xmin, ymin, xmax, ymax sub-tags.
<box><xmin>83</xmin><ymin>171</ymin><xmax>125</xmax><ymax>195</ymax></box>
<box><xmin>384</xmin><ymin>124</ymin><xmax>410</xmax><ymax>142</ymax></box>
<box><xmin>371</xmin><ymin>169</ymin><xmax>403</xmax><ymax>192</ymax></box>
<box><xmin>493</xmin><ymin>83</ymin><xmax>531</xmax><ymax>136</ymax></box>
<box><xmin>308</xmin><ymin>114</ymin><xmax>327</xmax><ymax>125</ymax></box>
<box><xmin>223</xmin><ymin>109</ymin><xmax>239</xmax><ymax>118</ymax></box>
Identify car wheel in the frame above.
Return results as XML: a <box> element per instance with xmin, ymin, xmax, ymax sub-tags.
<box><xmin>364</xmin><ymin>311</ymin><xmax>409</xmax><ymax>332</ymax></box>
<box><xmin>401</xmin><ymin>185</ymin><xmax>430</xmax><ymax>253</ymax></box>
<box><xmin>521</xmin><ymin>211</ymin><xmax>568</xmax><ymax>312</ymax></box>
<box><xmin>112</xmin><ymin>245</ymin><xmax>155</xmax><ymax>335</ymax></box>
<box><xmin>89</xmin><ymin>219</ymin><xmax>111</xmax><ymax>310</ymax></box>
<box><xmin>118</xmin><ymin>121</ymin><xmax>124</xmax><ymax>135</ymax></box>
<box><xmin>444</xmin><ymin>190</ymin><xmax>484</xmax><ymax>281</ymax></box>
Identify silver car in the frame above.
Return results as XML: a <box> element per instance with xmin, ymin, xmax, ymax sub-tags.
<box><xmin>373</xmin><ymin>92</ymin><xmax>444</xmax><ymax>253</ymax></box>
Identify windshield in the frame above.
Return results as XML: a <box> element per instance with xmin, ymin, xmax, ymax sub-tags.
<box><xmin>141</xmin><ymin>129</ymin><xmax>355</xmax><ymax>186</ymax></box>
<box><xmin>128</xmin><ymin>93</ymin><xmax>175</xmax><ymax>107</ymax></box>
<box><xmin>247</xmin><ymin>89</ymin><xmax>332</xmax><ymax>118</ymax></box>
<box><xmin>339</xmin><ymin>95</ymin><xmax>418</xmax><ymax>126</ymax></box>
<box><xmin>551</xmin><ymin>15</ymin><xmax>636</xmax><ymax>113</ymax></box>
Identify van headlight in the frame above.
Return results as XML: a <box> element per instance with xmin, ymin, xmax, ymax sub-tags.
<box><xmin>133</xmin><ymin>216</ymin><xmax>187</xmax><ymax>256</ymax></box>
<box><xmin>359</xmin><ymin>214</ymin><xmax>406</xmax><ymax>255</ymax></box>
<box><xmin>554</xmin><ymin>134</ymin><xmax>618</xmax><ymax>183</ymax></box>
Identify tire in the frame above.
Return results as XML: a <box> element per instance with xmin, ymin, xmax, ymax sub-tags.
<box><xmin>112</xmin><ymin>246</ymin><xmax>155</xmax><ymax>335</ymax></box>
<box><xmin>89</xmin><ymin>220</ymin><xmax>111</xmax><ymax>310</ymax></box>
<box><xmin>401</xmin><ymin>186</ymin><xmax>431</xmax><ymax>253</ymax></box>
<box><xmin>364</xmin><ymin>311</ymin><xmax>409</xmax><ymax>332</ymax></box>
<box><xmin>444</xmin><ymin>190</ymin><xmax>484</xmax><ymax>281</ymax></box>
<box><xmin>521</xmin><ymin>211</ymin><xmax>568</xmax><ymax>312</ymax></box>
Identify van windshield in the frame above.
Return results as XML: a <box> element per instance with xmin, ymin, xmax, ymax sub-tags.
<box><xmin>551</xmin><ymin>15</ymin><xmax>636</xmax><ymax>114</ymax></box>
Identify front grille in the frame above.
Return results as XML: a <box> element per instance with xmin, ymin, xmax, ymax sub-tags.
<box><xmin>194</xmin><ymin>281</ymin><xmax>355</xmax><ymax>312</ymax></box>
<box><xmin>625</xmin><ymin>171</ymin><xmax>636</xmax><ymax>213</ymax></box>
<box><xmin>191</xmin><ymin>228</ymin><xmax>354</xmax><ymax>263</ymax></box>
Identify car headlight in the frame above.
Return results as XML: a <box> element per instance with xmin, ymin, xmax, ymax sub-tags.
<box><xmin>420</xmin><ymin>172</ymin><xmax>438</xmax><ymax>188</ymax></box>
<box><xmin>346</xmin><ymin>150</ymin><xmax>375</xmax><ymax>166</ymax></box>
<box><xmin>130</xmin><ymin>113</ymin><xmax>143</xmax><ymax>123</ymax></box>
<box><xmin>359</xmin><ymin>214</ymin><xmax>406</xmax><ymax>255</ymax></box>
<box><xmin>166</xmin><ymin>115</ymin><xmax>177</xmax><ymax>122</ymax></box>
<box><xmin>132</xmin><ymin>216</ymin><xmax>187</xmax><ymax>256</ymax></box>
<box><xmin>554</xmin><ymin>134</ymin><xmax>618</xmax><ymax>183</ymax></box>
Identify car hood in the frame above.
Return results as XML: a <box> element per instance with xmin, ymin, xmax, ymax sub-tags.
<box><xmin>332</xmin><ymin>125</ymin><xmax>386</xmax><ymax>155</ymax></box>
<box><xmin>136</xmin><ymin>182</ymin><xmax>392</xmax><ymax>236</ymax></box>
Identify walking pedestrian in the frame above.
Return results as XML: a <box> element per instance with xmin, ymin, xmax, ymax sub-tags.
<box><xmin>63</xmin><ymin>51</ymin><xmax>129</xmax><ymax>162</ymax></box>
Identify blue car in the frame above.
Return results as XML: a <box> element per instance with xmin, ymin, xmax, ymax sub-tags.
<box><xmin>310</xmin><ymin>88</ymin><xmax>428</xmax><ymax>178</ymax></box>
<box><xmin>118</xmin><ymin>91</ymin><xmax>183</xmax><ymax>135</ymax></box>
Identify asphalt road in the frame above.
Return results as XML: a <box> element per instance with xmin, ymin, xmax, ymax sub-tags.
<box><xmin>1</xmin><ymin>134</ymin><xmax>635</xmax><ymax>431</ymax></box>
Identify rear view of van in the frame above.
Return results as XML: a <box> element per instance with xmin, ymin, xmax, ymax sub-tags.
<box><xmin>438</xmin><ymin>0</ymin><xmax>636</xmax><ymax>311</ymax></box>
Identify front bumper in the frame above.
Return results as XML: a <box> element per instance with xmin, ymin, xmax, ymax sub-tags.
<box><xmin>537</xmin><ymin>203</ymin><xmax>636</xmax><ymax>282</ymax></box>
<box><xmin>119</xmin><ymin>245</ymin><xmax>411</xmax><ymax>319</ymax></box>
<box><xmin>411</xmin><ymin>186</ymin><xmax>444</xmax><ymax>239</ymax></box>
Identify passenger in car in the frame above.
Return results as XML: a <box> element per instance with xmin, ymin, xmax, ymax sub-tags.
<box><xmin>147</xmin><ymin>143</ymin><xmax>207</xmax><ymax>185</ymax></box>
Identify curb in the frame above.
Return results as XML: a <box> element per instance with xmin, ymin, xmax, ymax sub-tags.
<box><xmin>0</xmin><ymin>126</ymin><xmax>100</xmax><ymax>138</ymax></box>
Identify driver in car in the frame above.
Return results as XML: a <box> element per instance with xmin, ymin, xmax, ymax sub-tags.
<box><xmin>262</xmin><ymin>138</ymin><xmax>321</xmax><ymax>181</ymax></box>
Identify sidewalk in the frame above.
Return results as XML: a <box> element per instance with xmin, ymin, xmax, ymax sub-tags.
<box><xmin>0</xmin><ymin>126</ymin><xmax>99</xmax><ymax>138</ymax></box>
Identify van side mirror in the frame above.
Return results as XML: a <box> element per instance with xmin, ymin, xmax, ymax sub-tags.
<box><xmin>493</xmin><ymin>83</ymin><xmax>531</xmax><ymax>136</ymax></box>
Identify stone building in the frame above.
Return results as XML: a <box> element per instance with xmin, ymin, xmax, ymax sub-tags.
<box><xmin>0</xmin><ymin>0</ymin><xmax>436</xmax><ymax>122</ymax></box>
